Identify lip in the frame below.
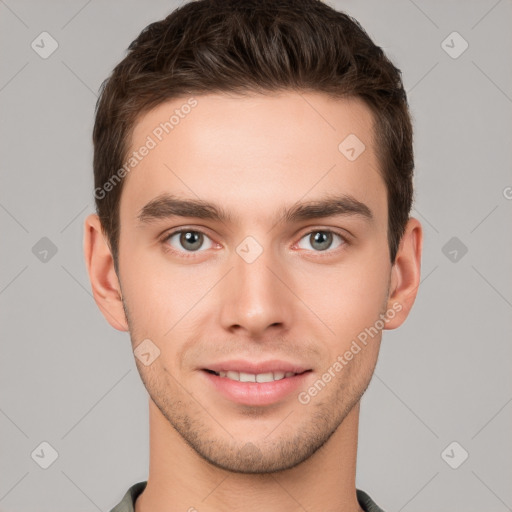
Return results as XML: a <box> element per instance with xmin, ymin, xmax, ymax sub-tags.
<box><xmin>200</xmin><ymin>360</ymin><xmax>312</xmax><ymax>406</ymax></box>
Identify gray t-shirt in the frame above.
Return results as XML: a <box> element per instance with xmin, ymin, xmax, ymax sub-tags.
<box><xmin>109</xmin><ymin>481</ymin><xmax>386</xmax><ymax>512</ymax></box>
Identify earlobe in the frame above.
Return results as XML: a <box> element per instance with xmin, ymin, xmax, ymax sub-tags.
<box><xmin>83</xmin><ymin>213</ymin><xmax>129</xmax><ymax>332</ymax></box>
<box><xmin>385</xmin><ymin>217</ymin><xmax>423</xmax><ymax>330</ymax></box>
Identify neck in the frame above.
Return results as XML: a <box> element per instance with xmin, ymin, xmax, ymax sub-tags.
<box><xmin>135</xmin><ymin>399</ymin><xmax>363</xmax><ymax>512</ymax></box>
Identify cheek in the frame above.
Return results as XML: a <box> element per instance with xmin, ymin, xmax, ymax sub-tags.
<box><xmin>119</xmin><ymin>226</ymin><xmax>390</xmax><ymax>345</ymax></box>
<box><xmin>119</xmin><ymin>247</ymin><xmax>213</xmax><ymax>337</ymax></box>
<box><xmin>293</xmin><ymin>251</ymin><xmax>390</xmax><ymax>342</ymax></box>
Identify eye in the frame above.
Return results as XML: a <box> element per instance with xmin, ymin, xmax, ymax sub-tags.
<box><xmin>163</xmin><ymin>229</ymin><xmax>214</xmax><ymax>253</ymax></box>
<box><xmin>296</xmin><ymin>230</ymin><xmax>346</xmax><ymax>252</ymax></box>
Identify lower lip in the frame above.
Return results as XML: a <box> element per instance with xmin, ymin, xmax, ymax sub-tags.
<box><xmin>201</xmin><ymin>370</ymin><xmax>311</xmax><ymax>406</ymax></box>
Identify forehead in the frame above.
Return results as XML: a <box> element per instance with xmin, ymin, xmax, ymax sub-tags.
<box><xmin>120</xmin><ymin>91</ymin><xmax>386</xmax><ymax>227</ymax></box>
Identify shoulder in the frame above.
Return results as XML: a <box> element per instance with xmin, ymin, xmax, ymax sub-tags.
<box><xmin>356</xmin><ymin>488</ymin><xmax>387</xmax><ymax>512</ymax></box>
<box><xmin>109</xmin><ymin>481</ymin><xmax>147</xmax><ymax>512</ymax></box>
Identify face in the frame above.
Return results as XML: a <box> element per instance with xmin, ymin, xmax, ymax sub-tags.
<box><xmin>115</xmin><ymin>92</ymin><xmax>394</xmax><ymax>473</ymax></box>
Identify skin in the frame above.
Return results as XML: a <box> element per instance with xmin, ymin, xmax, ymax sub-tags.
<box><xmin>84</xmin><ymin>91</ymin><xmax>422</xmax><ymax>512</ymax></box>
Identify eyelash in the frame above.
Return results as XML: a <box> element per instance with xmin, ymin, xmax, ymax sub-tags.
<box><xmin>160</xmin><ymin>227</ymin><xmax>349</xmax><ymax>259</ymax></box>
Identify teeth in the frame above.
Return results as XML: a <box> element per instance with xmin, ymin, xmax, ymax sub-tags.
<box><xmin>256</xmin><ymin>372</ymin><xmax>274</xmax><ymax>383</ymax></box>
<box><xmin>215</xmin><ymin>370</ymin><xmax>297</xmax><ymax>382</ymax></box>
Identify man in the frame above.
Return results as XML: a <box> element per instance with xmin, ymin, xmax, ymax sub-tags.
<box><xmin>84</xmin><ymin>0</ymin><xmax>422</xmax><ymax>510</ymax></box>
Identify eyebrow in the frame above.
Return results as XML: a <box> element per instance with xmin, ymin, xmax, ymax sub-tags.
<box><xmin>137</xmin><ymin>192</ymin><xmax>373</xmax><ymax>226</ymax></box>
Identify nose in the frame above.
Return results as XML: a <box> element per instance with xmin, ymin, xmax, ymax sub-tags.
<box><xmin>218</xmin><ymin>243</ymin><xmax>294</xmax><ymax>339</ymax></box>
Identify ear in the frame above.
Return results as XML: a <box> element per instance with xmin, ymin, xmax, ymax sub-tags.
<box><xmin>83</xmin><ymin>213</ymin><xmax>128</xmax><ymax>331</ymax></box>
<box><xmin>384</xmin><ymin>217</ymin><xmax>423</xmax><ymax>330</ymax></box>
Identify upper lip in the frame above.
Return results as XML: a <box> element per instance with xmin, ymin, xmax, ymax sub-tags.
<box><xmin>203</xmin><ymin>360</ymin><xmax>311</xmax><ymax>375</ymax></box>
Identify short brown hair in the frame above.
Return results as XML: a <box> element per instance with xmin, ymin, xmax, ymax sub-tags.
<box><xmin>93</xmin><ymin>0</ymin><xmax>414</xmax><ymax>271</ymax></box>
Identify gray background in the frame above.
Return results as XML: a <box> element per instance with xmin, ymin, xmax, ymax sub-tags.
<box><xmin>1</xmin><ymin>0</ymin><xmax>511</xmax><ymax>511</ymax></box>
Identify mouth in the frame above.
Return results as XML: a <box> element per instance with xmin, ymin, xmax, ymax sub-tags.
<box><xmin>201</xmin><ymin>364</ymin><xmax>313</xmax><ymax>406</ymax></box>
